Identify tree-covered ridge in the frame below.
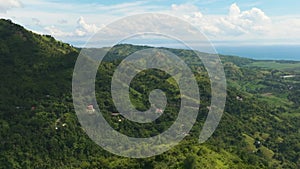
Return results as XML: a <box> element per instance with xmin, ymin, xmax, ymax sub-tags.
<box><xmin>0</xmin><ymin>19</ymin><xmax>77</xmax><ymax>109</ymax></box>
<box><xmin>0</xmin><ymin>19</ymin><xmax>299</xmax><ymax>168</ymax></box>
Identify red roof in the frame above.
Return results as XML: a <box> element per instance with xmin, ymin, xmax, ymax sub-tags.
<box><xmin>87</xmin><ymin>104</ymin><xmax>94</xmax><ymax>110</ymax></box>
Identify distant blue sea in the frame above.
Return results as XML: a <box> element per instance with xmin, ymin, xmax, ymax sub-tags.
<box><xmin>215</xmin><ymin>45</ymin><xmax>300</xmax><ymax>61</ymax></box>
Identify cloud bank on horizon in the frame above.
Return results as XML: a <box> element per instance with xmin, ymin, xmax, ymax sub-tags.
<box><xmin>1</xmin><ymin>0</ymin><xmax>300</xmax><ymax>47</ymax></box>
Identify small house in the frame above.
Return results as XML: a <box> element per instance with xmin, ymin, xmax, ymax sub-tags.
<box><xmin>155</xmin><ymin>108</ymin><xmax>163</xmax><ymax>114</ymax></box>
<box><xmin>207</xmin><ymin>106</ymin><xmax>211</xmax><ymax>111</ymax></box>
<box><xmin>236</xmin><ymin>96</ymin><xmax>243</xmax><ymax>101</ymax></box>
<box><xmin>111</xmin><ymin>112</ymin><xmax>120</xmax><ymax>116</ymax></box>
<box><xmin>87</xmin><ymin>104</ymin><xmax>95</xmax><ymax>112</ymax></box>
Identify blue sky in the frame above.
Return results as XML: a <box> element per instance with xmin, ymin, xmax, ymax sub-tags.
<box><xmin>44</xmin><ymin>0</ymin><xmax>300</xmax><ymax>15</ymax></box>
<box><xmin>1</xmin><ymin>0</ymin><xmax>300</xmax><ymax>47</ymax></box>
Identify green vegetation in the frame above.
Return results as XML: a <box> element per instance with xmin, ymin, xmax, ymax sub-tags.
<box><xmin>246</xmin><ymin>60</ymin><xmax>300</xmax><ymax>73</ymax></box>
<box><xmin>0</xmin><ymin>19</ymin><xmax>300</xmax><ymax>168</ymax></box>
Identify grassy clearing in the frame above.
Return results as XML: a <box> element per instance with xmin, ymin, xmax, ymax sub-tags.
<box><xmin>280</xmin><ymin>112</ymin><xmax>300</xmax><ymax>118</ymax></box>
<box><xmin>242</xmin><ymin>134</ymin><xmax>256</xmax><ymax>152</ymax></box>
<box><xmin>246</xmin><ymin>61</ymin><xmax>300</xmax><ymax>73</ymax></box>
<box><xmin>260</xmin><ymin>146</ymin><xmax>274</xmax><ymax>160</ymax></box>
<box><xmin>258</xmin><ymin>94</ymin><xmax>293</xmax><ymax>107</ymax></box>
<box><xmin>242</xmin><ymin>134</ymin><xmax>275</xmax><ymax>161</ymax></box>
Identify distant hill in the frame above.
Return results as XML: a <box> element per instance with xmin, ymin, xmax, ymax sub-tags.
<box><xmin>0</xmin><ymin>19</ymin><xmax>299</xmax><ymax>168</ymax></box>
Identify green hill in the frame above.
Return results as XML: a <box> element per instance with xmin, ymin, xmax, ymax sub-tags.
<box><xmin>0</xmin><ymin>19</ymin><xmax>299</xmax><ymax>168</ymax></box>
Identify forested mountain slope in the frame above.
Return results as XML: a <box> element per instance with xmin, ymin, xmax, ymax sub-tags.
<box><xmin>0</xmin><ymin>19</ymin><xmax>299</xmax><ymax>168</ymax></box>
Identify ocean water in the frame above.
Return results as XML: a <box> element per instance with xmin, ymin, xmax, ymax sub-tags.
<box><xmin>215</xmin><ymin>45</ymin><xmax>300</xmax><ymax>61</ymax></box>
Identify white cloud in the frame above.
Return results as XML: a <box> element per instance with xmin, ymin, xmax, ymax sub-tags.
<box><xmin>169</xmin><ymin>3</ymin><xmax>273</xmax><ymax>39</ymax></box>
<box><xmin>171</xmin><ymin>4</ymin><xmax>201</xmax><ymax>16</ymax></box>
<box><xmin>229</xmin><ymin>3</ymin><xmax>241</xmax><ymax>17</ymax></box>
<box><xmin>0</xmin><ymin>0</ymin><xmax>22</xmax><ymax>13</ymax></box>
<box><xmin>169</xmin><ymin>4</ymin><xmax>221</xmax><ymax>36</ymax></box>
<box><xmin>270</xmin><ymin>17</ymin><xmax>300</xmax><ymax>40</ymax></box>
<box><xmin>40</xmin><ymin>3</ymin><xmax>287</xmax><ymax>46</ymax></box>
<box><xmin>74</xmin><ymin>29</ymin><xmax>86</xmax><ymax>37</ymax></box>
<box><xmin>44</xmin><ymin>26</ymin><xmax>73</xmax><ymax>37</ymax></box>
<box><xmin>76</xmin><ymin>17</ymin><xmax>101</xmax><ymax>35</ymax></box>
<box><xmin>3</xmin><ymin>0</ymin><xmax>299</xmax><ymax>46</ymax></box>
<box><xmin>43</xmin><ymin>16</ymin><xmax>103</xmax><ymax>38</ymax></box>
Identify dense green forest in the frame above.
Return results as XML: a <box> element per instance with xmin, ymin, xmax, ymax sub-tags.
<box><xmin>0</xmin><ymin>19</ymin><xmax>299</xmax><ymax>168</ymax></box>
